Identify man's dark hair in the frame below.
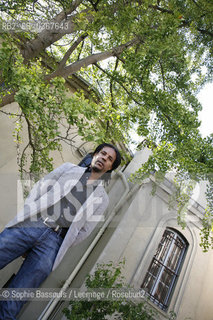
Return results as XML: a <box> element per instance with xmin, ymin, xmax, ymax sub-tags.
<box><xmin>93</xmin><ymin>143</ymin><xmax>121</xmax><ymax>172</ymax></box>
<box><xmin>78</xmin><ymin>143</ymin><xmax>122</xmax><ymax>183</ymax></box>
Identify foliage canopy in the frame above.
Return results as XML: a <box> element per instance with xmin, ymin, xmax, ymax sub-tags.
<box><xmin>0</xmin><ymin>0</ymin><xmax>213</xmax><ymax>248</ymax></box>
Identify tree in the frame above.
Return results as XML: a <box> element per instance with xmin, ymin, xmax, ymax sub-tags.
<box><xmin>0</xmin><ymin>0</ymin><xmax>213</xmax><ymax>248</ymax></box>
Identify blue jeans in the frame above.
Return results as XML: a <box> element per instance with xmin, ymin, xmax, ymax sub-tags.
<box><xmin>0</xmin><ymin>218</ymin><xmax>63</xmax><ymax>320</ymax></box>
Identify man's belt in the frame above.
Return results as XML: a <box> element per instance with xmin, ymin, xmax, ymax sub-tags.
<box><xmin>42</xmin><ymin>217</ymin><xmax>68</xmax><ymax>238</ymax></box>
<box><xmin>43</xmin><ymin>217</ymin><xmax>61</xmax><ymax>231</ymax></box>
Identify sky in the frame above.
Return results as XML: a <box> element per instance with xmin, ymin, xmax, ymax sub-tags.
<box><xmin>197</xmin><ymin>82</ymin><xmax>213</xmax><ymax>138</ymax></box>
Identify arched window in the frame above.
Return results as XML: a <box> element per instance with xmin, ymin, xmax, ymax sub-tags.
<box><xmin>141</xmin><ymin>228</ymin><xmax>188</xmax><ymax>311</ymax></box>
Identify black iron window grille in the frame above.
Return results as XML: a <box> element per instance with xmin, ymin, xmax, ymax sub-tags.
<box><xmin>141</xmin><ymin>228</ymin><xmax>188</xmax><ymax>311</ymax></box>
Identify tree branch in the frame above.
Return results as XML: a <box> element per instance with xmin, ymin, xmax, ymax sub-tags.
<box><xmin>0</xmin><ymin>109</ymin><xmax>22</xmax><ymax>117</ymax></box>
<box><xmin>159</xmin><ymin>59</ymin><xmax>166</xmax><ymax>90</ymax></box>
<box><xmin>196</xmin><ymin>27</ymin><xmax>213</xmax><ymax>38</ymax></box>
<box><xmin>58</xmin><ymin>33</ymin><xmax>88</xmax><ymax>70</ymax></box>
<box><xmin>148</xmin><ymin>4</ymin><xmax>173</xmax><ymax>14</ymax></box>
<box><xmin>45</xmin><ymin>37</ymin><xmax>140</xmax><ymax>80</ymax></box>
<box><xmin>94</xmin><ymin>62</ymin><xmax>144</xmax><ymax>106</ymax></box>
<box><xmin>110</xmin><ymin>58</ymin><xmax>119</xmax><ymax>109</ymax></box>
<box><xmin>0</xmin><ymin>92</ymin><xmax>15</xmax><ymax>108</ymax></box>
<box><xmin>21</xmin><ymin>0</ymin><xmax>88</xmax><ymax>61</ymax></box>
<box><xmin>150</xmin><ymin>4</ymin><xmax>213</xmax><ymax>38</ymax></box>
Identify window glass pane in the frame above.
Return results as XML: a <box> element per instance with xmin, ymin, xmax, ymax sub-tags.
<box><xmin>161</xmin><ymin>268</ymin><xmax>173</xmax><ymax>287</ymax></box>
<box><xmin>143</xmin><ymin>272</ymin><xmax>155</xmax><ymax>292</ymax></box>
<box><xmin>167</xmin><ymin>244</ymin><xmax>182</xmax><ymax>271</ymax></box>
<box><xmin>141</xmin><ymin>228</ymin><xmax>188</xmax><ymax>311</ymax></box>
<box><xmin>154</xmin><ymin>279</ymin><xmax>169</xmax><ymax>303</ymax></box>
<box><xmin>150</xmin><ymin>259</ymin><xmax>161</xmax><ymax>277</ymax></box>
<box><xmin>155</xmin><ymin>230</ymin><xmax>172</xmax><ymax>262</ymax></box>
<box><xmin>142</xmin><ymin>260</ymin><xmax>161</xmax><ymax>292</ymax></box>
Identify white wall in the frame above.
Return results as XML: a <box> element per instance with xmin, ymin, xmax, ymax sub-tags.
<box><xmin>83</xmin><ymin>149</ymin><xmax>213</xmax><ymax>320</ymax></box>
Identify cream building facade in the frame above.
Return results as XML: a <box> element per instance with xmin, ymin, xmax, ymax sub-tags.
<box><xmin>0</xmin><ymin>102</ymin><xmax>213</xmax><ymax>320</ymax></box>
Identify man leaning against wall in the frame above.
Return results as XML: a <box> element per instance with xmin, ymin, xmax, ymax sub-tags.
<box><xmin>0</xmin><ymin>143</ymin><xmax>121</xmax><ymax>319</ymax></box>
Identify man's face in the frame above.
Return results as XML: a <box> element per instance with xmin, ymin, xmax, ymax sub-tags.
<box><xmin>91</xmin><ymin>146</ymin><xmax>117</xmax><ymax>174</ymax></box>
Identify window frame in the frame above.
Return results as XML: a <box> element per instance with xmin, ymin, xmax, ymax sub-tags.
<box><xmin>141</xmin><ymin>228</ymin><xmax>188</xmax><ymax>311</ymax></box>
